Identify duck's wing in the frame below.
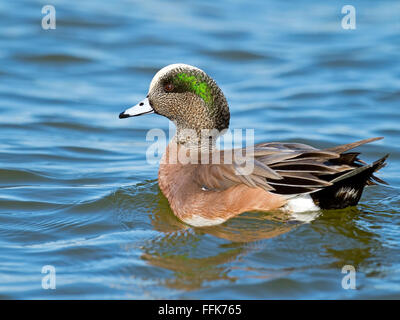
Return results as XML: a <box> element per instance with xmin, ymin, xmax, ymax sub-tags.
<box><xmin>195</xmin><ymin>137</ymin><xmax>386</xmax><ymax>195</ymax></box>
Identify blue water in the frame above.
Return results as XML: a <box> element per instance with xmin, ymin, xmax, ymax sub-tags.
<box><xmin>0</xmin><ymin>0</ymin><xmax>399</xmax><ymax>299</ymax></box>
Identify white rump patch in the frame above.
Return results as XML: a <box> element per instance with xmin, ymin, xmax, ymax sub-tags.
<box><xmin>183</xmin><ymin>215</ymin><xmax>226</xmax><ymax>227</ymax></box>
<box><xmin>282</xmin><ymin>194</ymin><xmax>321</xmax><ymax>223</ymax></box>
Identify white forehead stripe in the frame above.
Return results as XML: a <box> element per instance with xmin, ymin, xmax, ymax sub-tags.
<box><xmin>149</xmin><ymin>63</ymin><xmax>204</xmax><ymax>92</ymax></box>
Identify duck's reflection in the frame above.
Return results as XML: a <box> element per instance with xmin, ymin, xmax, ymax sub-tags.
<box><xmin>134</xmin><ymin>183</ymin><xmax>300</xmax><ymax>290</ymax></box>
<box><xmin>120</xmin><ymin>181</ymin><xmax>382</xmax><ymax>291</ymax></box>
<box><xmin>310</xmin><ymin>206</ymin><xmax>380</xmax><ymax>270</ymax></box>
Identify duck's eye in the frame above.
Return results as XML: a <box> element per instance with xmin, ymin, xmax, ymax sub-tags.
<box><xmin>164</xmin><ymin>83</ymin><xmax>174</xmax><ymax>92</ymax></box>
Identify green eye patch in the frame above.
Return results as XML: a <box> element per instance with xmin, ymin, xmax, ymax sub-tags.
<box><xmin>174</xmin><ymin>72</ymin><xmax>213</xmax><ymax>106</ymax></box>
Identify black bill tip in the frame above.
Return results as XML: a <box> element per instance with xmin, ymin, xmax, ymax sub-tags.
<box><xmin>119</xmin><ymin>112</ymin><xmax>130</xmax><ymax>119</ymax></box>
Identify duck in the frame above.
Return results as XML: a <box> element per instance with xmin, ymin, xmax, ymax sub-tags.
<box><xmin>119</xmin><ymin>63</ymin><xmax>388</xmax><ymax>227</ymax></box>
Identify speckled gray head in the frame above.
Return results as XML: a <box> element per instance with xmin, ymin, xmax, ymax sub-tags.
<box><xmin>119</xmin><ymin>64</ymin><xmax>230</xmax><ymax>133</ymax></box>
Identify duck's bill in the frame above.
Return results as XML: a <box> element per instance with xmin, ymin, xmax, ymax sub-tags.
<box><xmin>119</xmin><ymin>97</ymin><xmax>154</xmax><ymax>119</ymax></box>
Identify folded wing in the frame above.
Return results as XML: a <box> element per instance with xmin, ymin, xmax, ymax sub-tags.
<box><xmin>195</xmin><ymin>137</ymin><xmax>386</xmax><ymax>195</ymax></box>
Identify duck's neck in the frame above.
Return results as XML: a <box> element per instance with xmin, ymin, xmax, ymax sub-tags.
<box><xmin>174</xmin><ymin>127</ymin><xmax>219</xmax><ymax>152</ymax></box>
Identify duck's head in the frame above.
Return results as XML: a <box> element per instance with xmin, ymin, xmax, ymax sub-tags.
<box><xmin>119</xmin><ymin>64</ymin><xmax>230</xmax><ymax>141</ymax></box>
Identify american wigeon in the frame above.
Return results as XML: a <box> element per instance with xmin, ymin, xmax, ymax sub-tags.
<box><xmin>119</xmin><ymin>63</ymin><xmax>388</xmax><ymax>227</ymax></box>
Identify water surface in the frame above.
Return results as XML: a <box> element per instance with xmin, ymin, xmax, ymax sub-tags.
<box><xmin>0</xmin><ymin>0</ymin><xmax>399</xmax><ymax>299</ymax></box>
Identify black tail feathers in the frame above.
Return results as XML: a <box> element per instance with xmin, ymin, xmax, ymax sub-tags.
<box><xmin>311</xmin><ymin>155</ymin><xmax>389</xmax><ymax>210</ymax></box>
